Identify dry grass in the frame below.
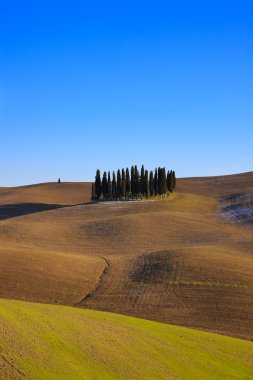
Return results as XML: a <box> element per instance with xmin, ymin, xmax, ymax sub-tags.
<box><xmin>0</xmin><ymin>182</ymin><xmax>91</xmax><ymax>205</ymax></box>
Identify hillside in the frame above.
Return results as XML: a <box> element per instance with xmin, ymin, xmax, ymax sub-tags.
<box><xmin>0</xmin><ymin>299</ymin><xmax>253</xmax><ymax>380</ymax></box>
<box><xmin>176</xmin><ymin>171</ymin><xmax>253</xmax><ymax>197</ymax></box>
<box><xmin>0</xmin><ymin>173</ymin><xmax>253</xmax><ymax>340</ymax></box>
<box><xmin>0</xmin><ymin>182</ymin><xmax>91</xmax><ymax>207</ymax></box>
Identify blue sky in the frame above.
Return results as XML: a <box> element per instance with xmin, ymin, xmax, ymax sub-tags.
<box><xmin>0</xmin><ymin>1</ymin><xmax>252</xmax><ymax>185</ymax></box>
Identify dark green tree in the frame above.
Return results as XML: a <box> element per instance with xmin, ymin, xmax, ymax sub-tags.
<box><xmin>122</xmin><ymin>168</ymin><xmax>126</xmax><ymax>199</ymax></box>
<box><xmin>144</xmin><ymin>170</ymin><xmax>149</xmax><ymax>198</ymax></box>
<box><xmin>131</xmin><ymin>166</ymin><xmax>135</xmax><ymax>198</ymax></box>
<box><xmin>172</xmin><ymin>171</ymin><xmax>176</xmax><ymax>189</ymax></box>
<box><xmin>134</xmin><ymin>165</ymin><xmax>140</xmax><ymax>195</ymax></box>
<box><xmin>102</xmin><ymin>171</ymin><xmax>108</xmax><ymax>200</ymax></box>
<box><xmin>112</xmin><ymin>171</ymin><xmax>116</xmax><ymax>198</ymax></box>
<box><xmin>95</xmin><ymin>169</ymin><xmax>101</xmax><ymax>201</ymax></box>
<box><xmin>158</xmin><ymin>167</ymin><xmax>167</xmax><ymax>196</ymax></box>
<box><xmin>154</xmin><ymin>168</ymin><xmax>158</xmax><ymax>196</ymax></box>
<box><xmin>117</xmin><ymin>169</ymin><xmax>121</xmax><ymax>199</ymax></box>
<box><xmin>140</xmin><ymin>164</ymin><xmax>145</xmax><ymax>195</ymax></box>
<box><xmin>167</xmin><ymin>170</ymin><xmax>170</xmax><ymax>192</ymax></box>
<box><xmin>108</xmin><ymin>171</ymin><xmax>112</xmax><ymax>199</ymax></box>
<box><xmin>126</xmin><ymin>167</ymin><xmax>131</xmax><ymax>199</ymax></box>
<box><xmin>169</xmin><ymin>170</ymin><xmax>174</xmax><ymax>192</ymax></box>
<box><xmin>149</xmin><ymin>170</ymin><xmax>154</xmax><ymax>197</ymax></box>
<box><xmin>158</xmin><ymin>167</ymin><xmax>162</xmax><ymax>195</ymax></box>
<box><xmin>161</xmin><ymin>167</ymin><xmax>167</xmax><ymax>194</ymax></box>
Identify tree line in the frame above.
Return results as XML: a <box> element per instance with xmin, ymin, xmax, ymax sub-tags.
<box><xmin>91</xmin><ymin>165</ymin><xmax>176</xmax><ymax>201</ymax></box>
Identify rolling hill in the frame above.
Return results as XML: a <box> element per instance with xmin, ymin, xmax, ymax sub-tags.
<box><xmin>0</xmin><ymin>172</ymin><xmax>253</xmax><ymax>341</ymax></box>
<box><xmin>0</xmin><ymin>298</ymin><xmax>252</xmax><ymax>380</ymax></box>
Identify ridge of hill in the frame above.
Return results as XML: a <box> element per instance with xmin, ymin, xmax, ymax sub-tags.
<box><xmin>1</xmin><ymin>171</ymin><xmax>252</xmax><ymax>205</ymax></box>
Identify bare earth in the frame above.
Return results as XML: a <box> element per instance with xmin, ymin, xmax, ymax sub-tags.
<box><xmin>0</xmin><ymin>172</ymin><xmax>253</xmax><ymax>340</ymax></box>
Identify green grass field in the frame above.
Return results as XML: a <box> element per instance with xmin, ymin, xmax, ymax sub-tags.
<box><xmin>0</xmin><ymin>299</ymin><xmax>252</xmax><ymax>380</ymax></box>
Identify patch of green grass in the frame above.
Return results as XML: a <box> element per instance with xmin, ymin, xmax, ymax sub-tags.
<box><xmin>0</xmin><ymin>299</ymin><xmax>252</xmax><ymax>380</ymax></box>
<box><xmin>167</xmin><ymin>280</ymin><xmax>253</xmax><ymax>289</ymax></box>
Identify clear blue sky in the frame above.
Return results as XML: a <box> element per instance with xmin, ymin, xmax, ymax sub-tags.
<box><xmin>1</xmin><ymin>1</ymin><xmax>252</xmax><ymax>186</ymax></box>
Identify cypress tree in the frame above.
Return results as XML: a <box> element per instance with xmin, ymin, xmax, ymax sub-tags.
<box><xmin>131</xmin><ymin>165</ymin><xmax>135</xmax><ymax>197</ymax></box>
<box><xmin>158</xmin><ymin>167</ymin><xmax>162</xmax><ymax>196</ymax></box>
<box><xmin>95</xmin><ymin>169</ymin><xmax>101</xmax><ymax>201</ymax></box>
<box><xmin>172</xmin><ymin>171</ymin><xmax>176</xmax><ymax>189</ymax></box>
<box><xmin>167</xmin><ymin>170</ymin><xmax>170</xmax><ymax>192</ymax></box>
<box><xmin>169</xmin><ymin>170</ymin><xmax>174</xmax><ymax>193</ymax></box>
<box><xmin>117</xmin><ymin>169</ymin><xmax>121</xmax><ymax>199</ymax></box>
<box><xmin>140</xmin><ymin>164</ymin><xmax>145</xmax><ymax>195</ymax></box>
<box><xmin>154</xmin><ymin>168</ymin><xmax>158</xmax><ymax>196</ymax></box>
<box><xmin>122</xmin><ymin>168</ymin><xmax>126</xmax><ymax>200</ymax></box>
<box><xmin>161</xmin><ymin>167</ymin><xmax>167</xmax><ymax>195</ymax></box>
<box><xmin>126</xmin><ymin>167</ymin><xmax>131</xmax><ymax>199</ymax></box>
<box><xmin>102</xmin><ymin>171</ymin><xmax>108</xmax><ymax>200</ymax></box>
<box><xmin>149</xmin><ymin>170</ymin><xmax>154</xmax><ymax>197</ymax></box>
<box><xmin>112</xmin><ymin>171</ymin><xmax>116</xmax><ymax>198</ymax></box>
<box><xmin>134</xmin><ymin>165</ymin><xmax>140</xmax><ymax>196</ymax></box>
<box><xmin>108</xmin><ymin>171</ymin><xmax>112</xmax><ymax>200</ymax></box>
<box><xmin>144</xmin><ymin>170</ymin><xmax>149</xmax><ymax>198</ymax></box>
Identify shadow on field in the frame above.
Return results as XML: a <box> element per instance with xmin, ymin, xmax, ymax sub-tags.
<box><xmin>0</xmin><ymin>203</ymin><xmax>64</xmax><ymax>220</ymax></box>
<box><xmin>0</xmin><ymin>201</ymin><xmax>96</xmax><ymax>220</ymax></box>
<box><xmin>0</xmin><ymin>201</ymin><xmax>106</xmax><ymax>220</ymax></box>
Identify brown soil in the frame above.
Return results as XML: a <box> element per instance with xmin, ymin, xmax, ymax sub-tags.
<box><xmin>0</xmin><ymin>173</ymin><xmax>253</xmax><ymax>340</ymax></box>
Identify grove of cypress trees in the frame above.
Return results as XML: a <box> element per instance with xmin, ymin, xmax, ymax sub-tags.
<box><xmin>144</xmin><ymin>169</ymin><xmax>149</xmax><ymax>198</ymax></box>
<box><xmin>95</xmin><ymin>169</ymin><xmax>102</xmax><ymax>201</ymax></box>
<box><xmin>112</xmin><ymin>171</ymin><xmax>116</xmax><ymax>198</ymax></box>
<box><xmin>122</xmin><ymin>168</ymin><xmax>126</xmax><ymax>200</ymax></box>
<box><xmin>149</xmin><ymin>170</ymin><xmax>154</xmax><ymax>197</ymax></box>
<box><xmin>92</xmin><ymin>166</ymin><xmax>175</xmax><ymax>201</ymax></box>
<box><xmin>154</xmin><ymin>168</ymin><xmax>158</xmax><ymax>196</ymax></box>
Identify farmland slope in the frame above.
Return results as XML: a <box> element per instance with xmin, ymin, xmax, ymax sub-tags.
<box><xmin>0</xmin><ymin>172</ymin><xmax>253</xmax><ymax>339</ymax></box>
<box><xmin>0</xmin><ymin>299</ymin><xmax>252</xmax><ymax>380</ymax></box>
